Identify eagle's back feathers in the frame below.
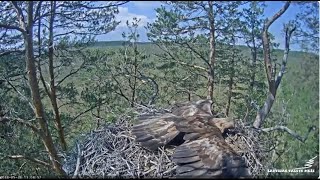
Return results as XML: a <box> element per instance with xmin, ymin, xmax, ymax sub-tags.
<box><xmin>131</xmin><ymin>113</ymin><xmax>182</xmax><ymax>150</ymax></box>
<box><xmin>131</xmin><ymin>99</ymin><xmax>250</xmax><ymax>178</ymax></box>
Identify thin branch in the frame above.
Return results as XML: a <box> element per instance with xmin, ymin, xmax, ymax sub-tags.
<box><xmin>71</xmin><ymin>100</ymin><xmax>109</xmax><ymax>122</ymax></box>
<box><xmin>34</xmin><ymin>13</ymin><xmax>51</xmax><ymax>25</ymax></box>
<box><xmin>73</xmin><ymin>142</ymin><xmax>81</xmax><ymax>178</ymax></box>
<box><xmin>7</xmin><ymin>155</ymin><xmax>51</xmax><ymax>168</ymax></box>
<box><xmin>0</xmin><ymin>50</ymin><xmax>25</xmax><ymax>57</ymax></box>
<box><xmin>260</xmin><ymin>125</ymin><xmax>316</xmax><ymax>143</ymax></box>
<box><xmin>160</xmin><ymin>55</ymin><xmax>206</xmax><ymax>71</ymax></box>
<box><xmin>0</xmin><ymin>116</ymin><xmax>40</xmax><ymax>136</ymax></box>
<box><xmin>275</xmin><ymin>24</ymin><xmax>296</xmax><ymax>89</ymax></box>
<box><xmin>10</xmin><ymin>1</ymin><xmax>26</xmax><ymax>31</ymax></box>
<box><xmin>36</xmin><ymin>4</ymin><xmax>51</xmax><ymax>98</ymax></box>
<box><xmin>58</xmin><ymin>101</ymin><xmax>86</xmax><ymax>109</ymax></box>
<box><xmin>56</xmin><ymin>60</ymin><xmax>86</xmax><ymax>87</ymax></box>
<box><xmin>85</xmin><ymin>1</ymin><xmax>129</xmax><ymax>9</ymax></box>
<box><xmin>53</xmin><ymin>30</ymin><xmax>76</xmax><ymax>38</ymax></box>
<box><xmin>184</xmin><ymin>41</ymin><xmax>210</xmax><ymax>67</ymax></box>
<box><xmin>34</xmin><ymin>1</ymin><xmax>43</xmax><ymax>22</ymax></box>
<box><xmin>37</xmin><ymin>60</ymin><xmax>51</xmax><ymax>97</ymax></box>
<box><xmin>11</xmin><ymin>1</ymin><xmax>25</xmax><ymax>19</ymax></box>
<box><xmin>111</xmin><ymin>72</ymin><xmax>131</xmax><ymax>103</ymax></box>
<box><xmin>0</xmin><ymin>23</ymin><xmax>24</xmax><ymax>32</ymax></box>
<box><xmin>188</xmin><ymin>61</ymin><xmax>208</xmax><ymax>72</ymax></box>
<box><xmin>5</xmin><ymin>79</ymin><xmax>35</xmax><ymax>111</ymax></box>
<box><xmin>154</xmin><ymin>47</ymin><xmax>207</xmax><ymax>71</ymax></box>
<box><xmin>60</xmin><ymin>1</ymin><xmax>129</xmax><ymax>10</ymax></box>
<box><xmin>137</xmin><ymin>71</ymin><xmax>159</xmax><ymax>106</ymax></box>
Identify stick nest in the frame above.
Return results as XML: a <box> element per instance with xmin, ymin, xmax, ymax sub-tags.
<box><xmin>63</xmin><ymin>105</ymin><xmax>266</xmax><ymax>178</ymax></box>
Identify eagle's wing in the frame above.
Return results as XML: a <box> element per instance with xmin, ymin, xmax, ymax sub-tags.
<box><xmin>132</xmin><ymin>100</ymin><xmax>212</xmax><ymax>151</ymax></box>
<box><xmin>172</xmin><ymin>116</ymin><xmax>250</xmax><ymax>177</ymax></box>
<box><xmin>132</xmin><ymin>100</ymin><xmax>249</xmax><ymax>177</ymax></box>
<box><xmin>131</xmin><ymin>113</ymin><xmax>183</xmax><ymax>151</ymax></box>
<box><xmin>172</xmin><ymin>137</ymin><xmax>250</xmax><ymax>177</ymax></box>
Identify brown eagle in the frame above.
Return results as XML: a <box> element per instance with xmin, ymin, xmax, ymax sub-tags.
<box><xmin>131</xmin><ymin>99</ymin><xmax>250</xmax><ymax>178</ymax></box>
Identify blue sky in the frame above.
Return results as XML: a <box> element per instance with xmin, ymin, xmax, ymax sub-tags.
<box><xmin>97</xmin><ymin>1</ymin><xmax>314</xmax><ymax>51</ymax></box>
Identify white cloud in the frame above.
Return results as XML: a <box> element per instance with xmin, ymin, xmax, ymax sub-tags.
<box><xmin>98</xmin><ymin>26</ymin><xmax>150</xmax><ymax>42</ymax></box>
<box><xmin>96</xmin><ymin>3</ymin><xmax>159</xmax><ymax>42</ymax></box>
<box><xmin>131</xmin><ymin>1</ymin><xmax>162</xmax><ymax>9</ymax></box>
<box><xmin>116</xmin><ymin>7</ymin><xmax>153</xmax><ymax>28</ymax></box>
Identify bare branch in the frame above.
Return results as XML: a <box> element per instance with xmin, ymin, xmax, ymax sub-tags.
<box><xmin>34</xmin><ymin>1</ymin><xmax>43</xmax><ymax>22</ymax></box>
<box><xmin>154</xmin><ymin>44</ymin><xmax>207</xmax><ymax>71</ymax></box>
<box><xmin>82</xmin><ymin>1</ymin><xmax>129</xmax><ymax>9</ymax></box>
<box><xmin>53</xmin><ymin>30</ymin><xmax>76</xmax><ymax>38</ymax></box>
<box><xmin>10</xmin><ymin>1</ymin><xmax>26</xmax><ymax>31</ymax></box>
<box><xmin>0</xmin><ymin>23</ymin><xmax>24</xmax><ymax>32</ymax></box>
<box><xmin>5</xmin><ymin>79</ymin><xmax>35</xmax><ymax>111</ymax></box>
<box><xmin>264</xmin><ymin>2</ymin><xmax>291</xmax><ymax>31</ymax></box>
<box><xmin>58</xmin><ymin>101</ymin><xmax>86</xmax><ymax>109</ymax></box>
<box><xmin>0</xmin><ymin>50</ymin><xmax>25</xmax><ymax>57</ymax></box>
<box><xmin>72</xmin><ymin>142</ymin><xmax>82</xmax><ymax>178</ymax></box>
<box><xmin>253</xmin><ymin>2</ymin><xmax>292</xmax><ymax>129</ymax></box>
<box><xmin>254</xmin><ymin>24</ymin><xmax>296</xmax><ymax>129</ymax></box>
<box><xmin>184</xmin><ymin>42</ymin><xmax>210</xmax><ymax>67</ymax></box>
<box><xmin>155</xmin><ymin>54</ymin><xmax>207</xmax><ymax>71</ymax></box>
<box><xmin>70</xmin><ymin>99</ymin><xmax>109</xmax><ymax>123</ymax></box>
<box><xmin>37</xmin><ymin>60</ymin><xmax>51</xmax><ymax>97</ymax></box>
<box><xmin>260</xmin><ymin>125</ymin><xmax>316</xmax><ymax>143</ymax></box>
<box><xmin>0</xmin><ymin>116</ymin><xmax>40</xmax><ymax>136</ymax></box>
<box><xmin>137</xmin><ymin>71</ymin><xmax>159</xmax><ymax>106</ymax></box>
<box><xmin>56</xmin><ymin>60</ymin><xmax>86</xmax><ymax>87</ymax></box>
<box><xmin>262</xmin><ymin>1</ymin><xmax>291</xmax><ymax>91</ymax></box>
<box><xmin>7</xmin><ymin>155</ymin><xmax>51</xmax><ymax>168</ymax></box>
<box><xmin>275</xmin><ymin>24</ymin><xmax>296</xmax><ymax>89</ymax></box>
<box><xmin>59</xmin><ymin>1</ymin><xmax>129</xmax><ymax>10</ymax></box>
<box><xmin>110</xmin><ymin>71</ymin><xmax>132</xmax><ymax>103</ymax></box>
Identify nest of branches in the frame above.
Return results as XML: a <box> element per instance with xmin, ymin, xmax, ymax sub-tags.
<box><xmin>63</xmin><ymin>105</ymin><xmax>267</xmax><ymax>178</ymax></box>
<box><xmin>225</xmin><ymin>119</ymin><xmax>268</xmax><ymax>177</ymax></box>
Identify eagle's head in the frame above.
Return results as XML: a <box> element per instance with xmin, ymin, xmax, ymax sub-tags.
<box><xmin>209</xmin><ymin>117</ymin><xmax>235</xmax><ymax>134</ymax></box>
<box><xmin>195</xmin><ymin>99</ymin><xmax>213</xmax><ymax>116</ymax></box>
<box><xmin>171</xmin><ymin>99</ymin><xmax>213</xmax><ymax>117</ymax></box>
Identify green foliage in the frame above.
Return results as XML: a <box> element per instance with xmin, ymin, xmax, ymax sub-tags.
<box><xmin>1</xmin><ymin>41</ymin><xmax>318</xmax><ymax>177</ymax></box>
<box><xmin>293</xmin><ymin>2</ymin><xmax>319</xmax><ymax>53</ymax></box>
<box><xmin>264</xmin><ymin>52</ymin><xmax>319</xmax><ymax>178</ymax></box>
<box><xmin>0</xmin><ymin>1</ymin><xmax>318</xmax><ymax>178</ymax></box>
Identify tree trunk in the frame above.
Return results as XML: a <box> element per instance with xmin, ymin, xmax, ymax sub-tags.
<box><xmin>131</xmin><ymin>43</ymin><xmax>138</xmax><ymax>107</ymax></box>
<box><xmin>253</xmin><ymin>92</ymin><xmax>275</xmax><ymax>128</ymax></box>
<box><xmin>207</xmin><ymin>1</ymin><xmax>215</xmax><ymax>102</ymax></box>
<box><xmin>226</xmin><ymin>36</ymin><xmax>236</xmax><ymax>116</ymax></box>
<box><xmin>48</xmin><ymin>1</ymin><xmax>67</xmax><ymax>151</ymax></box>
<box><xmin>25</xmin><ymin>2</ymin><xmax>66</xmax><ymax>175</ymax></box>
<box><xmin>226</xmin><ymin>79</ymin><xmax>232</xmax><ymax>116</ymax></box>
<box><xmin>252</xmin><ymin>2</ymin><xmax>291</xmax><ymax>129</ymax></box>
<box><xmin>97</xmin><ymin>95</ymin><xmax>101</xmax><ymax>128</ymax></box>
<box><xmin>250</xmin><ymin>31</ymin><xmax>257</xmax><ymax>91</ymax></box>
